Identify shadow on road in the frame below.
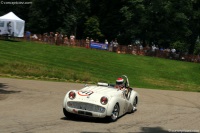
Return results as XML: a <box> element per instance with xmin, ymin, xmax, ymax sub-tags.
<box><xmin>0</xmin><ymin>83</ymin><xmax>21</xmax><ymax>94</ymax></box>
<box><xmin>141</xmin><ymin>126</ymin><xmax>169</xmax><ymax>133</ymax></box>
<box><xmin>61</xmin><ymin>116</ymin><xmax>111</xmax><ymax>124</ymax></box>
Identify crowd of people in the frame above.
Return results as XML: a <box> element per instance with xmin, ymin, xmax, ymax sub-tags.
<box><xmin>23</xmin><ymin>32</ymin><xmax>200</xmax><ymax>63</ymax></box>
<box><xmin>26</xmin><ymin>31</ymin><xmax>77</xmax><ymax>46</ymax></box>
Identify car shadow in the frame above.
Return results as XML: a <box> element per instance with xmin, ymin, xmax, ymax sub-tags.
<box><xmin>60</xmin><ymin>115</ymin><xmax>111</xmax><ymax>123</ymax></box>
<box><xmin>140</xmin><ymin>126</ymin><xmax>169</xmax><ymax>133</ymax></box>
<box><xmin>60</xmin><ymin>110</ymin><xmax>132</xmax><ymax>123</ymax></box>
<box><xmin>0</xmin><ymin>83</ymin><xmax>21</xmax><ymax>94</ymax></box>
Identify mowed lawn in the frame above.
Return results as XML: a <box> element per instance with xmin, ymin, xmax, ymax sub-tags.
<box><xmin>0</xmin><ymin>39</ymin><xmax>200</xmax><ymax>92</ymax></box>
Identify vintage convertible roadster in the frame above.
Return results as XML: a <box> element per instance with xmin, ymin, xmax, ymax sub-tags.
<box><xmin>63</xmin><ymin>75</ymin><xmax>139</xmax><ymax>122</ymax></box>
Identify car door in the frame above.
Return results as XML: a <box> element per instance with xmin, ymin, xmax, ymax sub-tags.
<box><xmin>122</xmin><ymin>91</ymin><xmax>129</xmax><ymax>114</ymax></box>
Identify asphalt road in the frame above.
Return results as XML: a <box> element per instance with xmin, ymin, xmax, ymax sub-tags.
<box><xmin>0</xmin><ymin>78</ymin><xmax>200</xmax><ymax>133</ymax></box>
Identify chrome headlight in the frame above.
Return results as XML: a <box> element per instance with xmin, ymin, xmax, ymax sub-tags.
<box><xmin>100</xmin><ymin>96</ymin><xmax>108</xmax><ymax>105</ymax></box>
<box><xmin>68</xmin><ymin>91</ymin><xmax>76</xmax><ymax>100</ymax></box>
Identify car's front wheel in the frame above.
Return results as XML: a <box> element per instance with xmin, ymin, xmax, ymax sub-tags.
<box><xmin>63</xmin><ymin>108</ymin><xmax>73</xmax><ymax>118</ymax></box>
<box><xmin>107</xmin><ymin>104</ymin><xmax>120</xmax><ymax>122</ymax></box>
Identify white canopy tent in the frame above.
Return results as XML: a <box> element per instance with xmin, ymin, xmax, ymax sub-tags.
<box><xmin>0</xmin><ymin>12</ymin><xmax>25</xmax><ymax>37</ymax></box>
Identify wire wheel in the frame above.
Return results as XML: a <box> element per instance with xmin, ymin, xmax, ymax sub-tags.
<box><xmin>132</xmin><ymin>97</ymin><xmax>137</xmax><ymax>112</ymax></box>
<box><xmin>110</xmin><ymin>104</ymin><xmax>119</xmax><ymax>121</ymax></box>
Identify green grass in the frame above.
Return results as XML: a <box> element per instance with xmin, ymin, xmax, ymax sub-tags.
<box><xmin>0</xmin><ymin>39</ymin><xmax>200</xmax><ymax>92</ymax></box>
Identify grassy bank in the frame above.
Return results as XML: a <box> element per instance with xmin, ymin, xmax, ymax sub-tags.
<box><xmin>0</xmin><ymin>40</ymin><xmax>200</xmax><ymax>92</ymax></box>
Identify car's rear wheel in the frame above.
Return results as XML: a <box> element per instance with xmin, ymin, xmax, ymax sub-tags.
<box><xmin>107</xmin><ymin>104</ymin><xmax>120</xmax><ymax>122</ymax></box>
<box><xmin>63</xmin><ymin>108</ymin><xmax>73</xmax><ymax>118</ymax></box>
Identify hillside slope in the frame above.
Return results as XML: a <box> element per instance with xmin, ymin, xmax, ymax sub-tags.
<box><xmin>0</xmin><ymin>40</ymin><xmax>200</xmax><ymax>92</ymax></box>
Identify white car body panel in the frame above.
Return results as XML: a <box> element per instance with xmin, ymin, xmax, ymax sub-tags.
<box><xmin>63</xmin><ymin>84</ymin><xmax>139</xmax><ymax>119</ymax></box>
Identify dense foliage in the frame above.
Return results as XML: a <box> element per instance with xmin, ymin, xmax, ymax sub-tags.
<box><xmin>0</xmin><ymin>0</ymin><xmax>200</xmax><ymax>54</ymax></box>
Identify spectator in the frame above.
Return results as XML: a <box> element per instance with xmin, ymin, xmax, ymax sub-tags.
<box><xmin>64</xmin><ymin>35</ymin><xmax>69</xmax><ymax>46</ymax></box>
<box><xmin>139</xmin><ymin>44</ymin><xmax>143</xmax><ymax>50</ymax></box>
<box><xmin>105</xmin><ymin>39</ymin><xmax>108</xmax><ymax>44</ymax></box>
<box><xmin>113</xmin><ymin>38</ymin><xmax>118</xmax><ymax>47</ymax></box>
<box><xmin>109</xmin><ymin>40</ymin><xmax>113</xmax><ymax>52</ymax></box>
<box><xmin>55</xmin><ymin>32</ymin><xmax>59</xmax><ymax>45</ymax></box>
<box><xmin>171</xmin><ymin>48</ymin><xmax>176</xmax><ymax>53</ymax></box>
<box><xmin>113</xmin><ymin>38</ymin><xmax>118</xmax><ymax>52</ymax></box>
<box><xmin>58</xmin><ymin>32</ymin><xmax>63</xmax><ymax>45</ymax></box>
<box><xmin>26</xmin><ymin>31</ymin><xmax>31</xmax><ymax>41</ymax></box>
<box><xmin>43</xmin><ymin>33</ymin><xmax>48</xmax><ymax>42</ymax></box>
<box><xmin>70</xmin><ymin>34</ymin><xmax>75</xmax><ymax>46</ymax></box>
<box><xmin>85</xmin><ymin>37</ymin><xmax>90</xmax><ymax>48</ymax></box>
<box><xmin>160</xmin><ymin>47</ymin><xmax>164</xmax><ymax>51</ymax></box>
<box><xmin>7</xmin><ymin>21</ymin><xmax>12</xmax><ymax>35</ymax></box>
<box><xmin>150</xmin><ymin>45</ymin><xmax>157</xmax><ymax>56</ymax></box>
<box><xmin>171</xmin><ymin>48</ymin><xmax>176</xmax><ymax>59</ymax></box>
<box><xmin>49</xmin><ymin>32</ymin><xmax>54</xmax><ymax>44</ymax></box>
<box><xmin>132</xmin><ymin>46</ymin><xmax>137</xmax><ymax>55</ymax></box>
<box><xmin>139</xmin><ymin>44</ymin><xmax>143</xmax><ymax>55</ymax></box>
<box><xmin>37</xmin><ymin>34</ymin><xmax>42</xmax><ymax>41</ymax></box>
<box><xmin>90</xmin><ymin>38</ymin><xmax>94</xmax><ymax>43</ymax></box>
<box><xmin>31</xmin><ymin>34</ymin><xmax>38</xmax><ymax>40</ymax></box>
<box><xmin>145</xmin><ymin>44</ymin><xmax>151</xmax><ymax>55</ymax></box>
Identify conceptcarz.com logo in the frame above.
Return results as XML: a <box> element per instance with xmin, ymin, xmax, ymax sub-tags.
<box><xmin>1</xmin><ymin>1</ymin><xmax>32</xmax><ymax>5</ymax></box>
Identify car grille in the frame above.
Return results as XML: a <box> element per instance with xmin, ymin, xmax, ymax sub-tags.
<box><xmin>67</xmin><ymin>101</ymin><xmax>105</xmax><ymax>113</ymax></box>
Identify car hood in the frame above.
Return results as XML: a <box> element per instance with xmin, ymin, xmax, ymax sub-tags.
<box><xmin>81</xmin><ymin>85</ymin><xmax>121</xmax><ymax>96</ymax></box>
<box><xmin>73</xmin><ymin>85</ymin><xmax>123</xmax><ymax>104</ymax></box>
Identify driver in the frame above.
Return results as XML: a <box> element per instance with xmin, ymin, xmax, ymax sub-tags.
<box><xmin>116</xmin><ymin>77</ymin><xmax>130</xmax><ymax>99</ymax></box>
<box><xmin>115</xmin><ymin>77</ymin><xmax>125</xmax><ymax>90</ymax></box>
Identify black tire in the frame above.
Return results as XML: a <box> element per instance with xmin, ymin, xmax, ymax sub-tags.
<box><xmin>131</xmin><ymin>97</ymin><xmax>137</xmax><ymax>113</ymax></box>
<box><xmin>107</xmin><ymin>104</ymin><xmax>120</xmax><ymax>122</ymax></box>
<box><xmin>63</xmin><ymin>108</ymin><xmax>73</xmax><ymax>118</ymax></box>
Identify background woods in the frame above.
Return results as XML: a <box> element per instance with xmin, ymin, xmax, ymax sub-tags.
<box><xmin>0</xmin><ymin>0</ymin><xmax>200</xmax><ymax>54</ymax></box>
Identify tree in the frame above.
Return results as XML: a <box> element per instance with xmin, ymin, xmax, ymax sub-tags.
<box><xmin>84</xmin><ymin>16</ymin><xmax>103</xmax><ymax>40</ymax></box>
<box><xmin>194</xmin><ymin>36</ymin><xmax>200</xmax><ymax>55</ymax></box>
<box><xmin>29</xmin><ymin>0</ymin><xmax>61</xmax><ymax>33</ymax></box>
<box><xmin>1</xmin><ymin>0</ymin><xmax>200</xmax><ymax>54</ymax></box>
<box><xmin>98</xmin><ymin>0</ymin><xmax>125</xmax><ymax>43</ymax></box>
<box><xmin>187</xmin><ymin>0</ymin><xmax>200</xmax><ymax>54</ymax></box>
<box><xmin>120</xmin><ymin>0</ymin><xmax>200</xmax><ymax>53</ymax></box>
<box><xmin>29</xmin><ymin>0</ymin><xmax>90</xmax><ymax>36</ymax></box>
<box><xmin>120</xmin><ymin>0</ymin><xmax>148</xmax><ymax>45</ymax></box>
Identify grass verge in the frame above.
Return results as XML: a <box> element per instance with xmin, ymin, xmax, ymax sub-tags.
<box><xmin>0</xmin><ymin>39</ymin><xmax>200</xmax><ymax>92</ymax></box>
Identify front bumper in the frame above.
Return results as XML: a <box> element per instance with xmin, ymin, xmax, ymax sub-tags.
<box><xmin>65</xmin><ymin>101</ymin><xmax>107</xmax><ymax>118</ymax></box>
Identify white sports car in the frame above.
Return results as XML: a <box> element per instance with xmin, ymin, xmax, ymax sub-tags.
<box><xmin>63</xmin><ymin>75</ymin><xmax>139</xmax><ymax>122</ymax></box>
